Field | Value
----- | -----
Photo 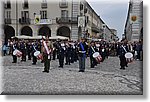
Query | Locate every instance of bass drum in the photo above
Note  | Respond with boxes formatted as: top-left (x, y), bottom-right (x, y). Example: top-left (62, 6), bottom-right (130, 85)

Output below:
top-left (125, 52), bottom-right (133, 63)
top-left (93, 52), bottom-right (102, 63)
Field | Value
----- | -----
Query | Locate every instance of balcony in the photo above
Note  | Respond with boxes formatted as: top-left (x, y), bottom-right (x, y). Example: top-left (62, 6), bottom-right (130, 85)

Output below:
top-left (4, 18), bottom-right (11, 24)
top-left (41, 3), bottom-right (47, 8)
top-left (56, 17), bottom-right (78, 24)
top-left (4, 2), bottom-right (11, 9)
top-left (23, 2), bottom-right (29, 9)
top-left (19, 18), bottom-right (30, 24)
top-left (59, 2), bottom-right (68, 8)
top-left (92, 23), bottom-right (100, 33)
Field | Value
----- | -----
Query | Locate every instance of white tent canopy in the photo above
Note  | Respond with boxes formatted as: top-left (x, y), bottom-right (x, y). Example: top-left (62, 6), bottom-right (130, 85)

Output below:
top-left (11, 35), bottom-right (69, 40)
top-left (11, 35), bottom-right (32, 39)
top-left (49, 36), bottom-right (69, 40)
top-left (29, 36), bottom-right (45, 39)
top-left (11, 35), bottom-right (45, 39)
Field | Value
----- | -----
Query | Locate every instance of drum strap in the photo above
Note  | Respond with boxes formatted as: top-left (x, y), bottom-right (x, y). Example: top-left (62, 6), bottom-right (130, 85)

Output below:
top-left (43, 41), bottom-right (50, 54)
top-left (33, 45), bottom-right (37, 51)
top-left (13, 45), bottom-right (15, 50)
top-left (122, 45), bottom-right (127, 53)
top-left (91, 46), bottom-right (95, 52)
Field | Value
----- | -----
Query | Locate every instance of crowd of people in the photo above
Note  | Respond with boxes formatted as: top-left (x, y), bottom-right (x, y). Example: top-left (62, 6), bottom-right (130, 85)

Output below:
top-left (2, 37), bottom-right (143, 73)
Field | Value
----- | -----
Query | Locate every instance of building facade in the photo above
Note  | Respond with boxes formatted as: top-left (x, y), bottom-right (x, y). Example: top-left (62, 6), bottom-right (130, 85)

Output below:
top-left (3, 0), bottom-right (117, 42)
top-left (124, 0), bottom-right (143, 42)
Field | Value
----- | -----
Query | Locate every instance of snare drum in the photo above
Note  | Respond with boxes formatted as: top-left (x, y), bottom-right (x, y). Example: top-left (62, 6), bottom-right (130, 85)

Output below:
top-left (13, 49), bottom-right (22, 57)
top-left (34, 51), bottom-right (43, 60)
top-left (93, 52), bottom-right (102, 63)
top-left (125, 52), bottom-right (133, 63)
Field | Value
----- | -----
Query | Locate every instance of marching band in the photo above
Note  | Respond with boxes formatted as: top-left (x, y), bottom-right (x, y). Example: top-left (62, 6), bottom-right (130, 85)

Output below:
top-left (3, 37), bottom-right (143, 73)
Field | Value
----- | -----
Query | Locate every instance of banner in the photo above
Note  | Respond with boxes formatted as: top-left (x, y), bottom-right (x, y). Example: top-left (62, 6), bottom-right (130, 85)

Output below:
top-left (78, 16), bottom-right (85, 27)
top-left (34, 15), bottom-right (41, 24)
top-left (34, 15), bottom-right (52, 24)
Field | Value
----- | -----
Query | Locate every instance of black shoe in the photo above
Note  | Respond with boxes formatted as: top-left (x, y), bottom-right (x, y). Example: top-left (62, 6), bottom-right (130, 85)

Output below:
top-left (120, 67), bottom-right (125, 70)
top-left (12, 62), bottom-right (16, 63)
top-left (79, 70), bottom-right (85, 72)
top-left (59, 66), bottom-right (63, 68)
top-left (126, 65), bottom-right (128, 67)
top-left (32, 63), bottom-right (36, 65)
top-left (42, 71), bottom-right (47, 73)
top-left (65, 63), bottom-right (68, 65)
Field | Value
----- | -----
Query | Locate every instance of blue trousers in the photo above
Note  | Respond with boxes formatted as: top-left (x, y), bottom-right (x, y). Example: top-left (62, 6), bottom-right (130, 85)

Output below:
top-left (78, 56), bottom-right (85, 71)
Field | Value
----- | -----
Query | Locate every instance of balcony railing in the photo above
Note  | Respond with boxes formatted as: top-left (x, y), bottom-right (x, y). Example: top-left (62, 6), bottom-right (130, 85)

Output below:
top-left (23, 2), bottom-right (29, 9)
top-left (41, 3), bottom-right (47, 8)
top-left (4, 18), bottom-right (11, 24)
top-left (59, 2), bottom-right (68, 8)
top-left (19, 18), bottom-right (30, 24)
top-left (56, 17), bottom-right (78, 24)
top-left (5, 3), bottom-right (11, 9)
top-left (92, 23), bottom-right (100, 33)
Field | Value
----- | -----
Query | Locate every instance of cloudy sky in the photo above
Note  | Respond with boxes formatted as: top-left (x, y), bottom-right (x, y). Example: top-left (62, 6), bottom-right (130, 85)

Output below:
top-left (87, 0), bottom-right (130, 39)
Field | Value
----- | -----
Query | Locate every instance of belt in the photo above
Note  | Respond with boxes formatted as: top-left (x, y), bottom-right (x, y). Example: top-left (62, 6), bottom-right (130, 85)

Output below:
top-left (79, 51), bottom-right (86, 53)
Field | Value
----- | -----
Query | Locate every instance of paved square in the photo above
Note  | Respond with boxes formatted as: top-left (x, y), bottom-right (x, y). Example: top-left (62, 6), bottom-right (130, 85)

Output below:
top-left (1, 56), bottom-right (143, 95)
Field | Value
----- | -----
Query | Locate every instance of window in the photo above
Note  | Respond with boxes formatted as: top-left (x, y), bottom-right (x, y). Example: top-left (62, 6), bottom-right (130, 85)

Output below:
top-left (61, 10), bottom-right (68, 18)
top-left (20, 11), bottom-right (30, 24)
top-left (40, 10), bottom-right (47, 19)
top-left (80, 4), bottom-right (83, 10)
top-left (21, 11), bottom-right (29, 19)
top-left (23, 0), bottom-right (29, 9)
top-left (5, 11), bottom-right (11, 19)
top-left (59, 0), bottom-right (68, 8)
top-left (5, 0), bottom-right (11, 9)
top-left (41, 0), bottom-right (47, 8)
top-left (4, 10), bottom-right (11, 24)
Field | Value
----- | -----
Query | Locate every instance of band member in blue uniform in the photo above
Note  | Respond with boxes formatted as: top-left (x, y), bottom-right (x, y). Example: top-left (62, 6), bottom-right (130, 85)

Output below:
top-left (58, 41), bottom-right (65, 68)
top-left (78, 38), bottom-right (88, 72)
top-left (27, 41), bottom-right (32, 60)
top-left (20, 40), bottom-right (26, 62)
top-left (65, 42), bottom-right (71, 65)
top-left (74, 41), bottom-right (78, 62)
top-left (52, 41), bottom-right (57, 60)
top-left (118, 39), bottom-right (129, 70)
top-left (89, 41), bottom-right (97, 68)
top-left (70, 43), bottom-right (75, 63)
top-left (12, 40), bottom-right (18, 63)
top-left (32, 41), bottom-right (38, 65)
top-left (99, 45), bottom-right (107, 62)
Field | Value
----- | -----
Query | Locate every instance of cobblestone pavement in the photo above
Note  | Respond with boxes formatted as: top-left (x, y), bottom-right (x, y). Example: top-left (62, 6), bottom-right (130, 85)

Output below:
top-left (1, 55), bottom-right (143, 95)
